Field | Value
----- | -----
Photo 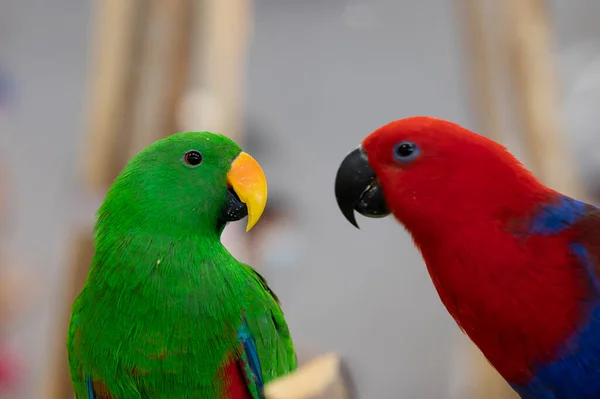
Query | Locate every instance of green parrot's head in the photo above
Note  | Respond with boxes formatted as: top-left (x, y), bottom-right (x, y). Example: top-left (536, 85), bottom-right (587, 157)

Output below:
top-left (99, 132), bottom-right (267, 237)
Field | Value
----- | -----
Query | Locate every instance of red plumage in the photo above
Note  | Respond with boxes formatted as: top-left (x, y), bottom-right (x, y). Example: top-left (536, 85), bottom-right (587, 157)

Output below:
top-left (85, 355), bottom-right (254, 398)
top-left (92, 380), bottom-right (116, 399)
top-left (361, 117), bottom-right (592, 383)
top-left (222, 356), bottom-right (253, 399)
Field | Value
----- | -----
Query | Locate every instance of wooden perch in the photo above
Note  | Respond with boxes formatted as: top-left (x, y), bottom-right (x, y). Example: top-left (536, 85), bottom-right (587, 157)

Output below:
top-left (126, 0), bottom-right (193, 159)
top-left (81, 0), bottom-right (147, 190)
top-left (455, 0), bottom-right (503, 142)
top-left (505, 0), bottom-right (581, 197)
top-left (183, 0), bottom-right (252, 142)
top-left (264, 354), bottom-right (355, 399)
top-left (82, 0), bottom-right (193, 190)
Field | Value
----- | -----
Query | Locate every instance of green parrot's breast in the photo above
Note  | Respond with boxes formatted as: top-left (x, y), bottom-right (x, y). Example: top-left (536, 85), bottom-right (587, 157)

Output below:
top-left (67, 238), bottom-right (282, 399)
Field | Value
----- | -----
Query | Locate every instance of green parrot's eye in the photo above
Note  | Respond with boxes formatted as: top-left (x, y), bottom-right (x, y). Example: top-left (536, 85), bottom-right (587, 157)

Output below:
top-left (183, 150), bottom-right (203, 167)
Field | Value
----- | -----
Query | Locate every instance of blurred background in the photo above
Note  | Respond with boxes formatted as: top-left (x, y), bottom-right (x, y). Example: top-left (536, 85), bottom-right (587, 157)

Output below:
top-left (1, 0), bottom-right (600, 398)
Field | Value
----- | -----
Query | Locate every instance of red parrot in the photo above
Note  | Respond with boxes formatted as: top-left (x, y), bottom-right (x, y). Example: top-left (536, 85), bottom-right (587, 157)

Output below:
top-left (334, 116), bottom-right (600, 399)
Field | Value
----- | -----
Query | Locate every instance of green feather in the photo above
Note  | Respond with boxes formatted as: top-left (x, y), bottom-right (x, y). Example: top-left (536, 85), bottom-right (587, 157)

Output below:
top-left (67, 132), bottom-right (297, 398)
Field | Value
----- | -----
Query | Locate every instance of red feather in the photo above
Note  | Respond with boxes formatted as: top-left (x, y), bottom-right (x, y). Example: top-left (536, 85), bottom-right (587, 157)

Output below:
top-left (92, 380), bottom-right (116, 399)
top-left (222, 356), bottom-right (253, 399)
top-left (362, 117), bottom-right (592, 384)
top-left (86, 356), bottom-right (254, 398)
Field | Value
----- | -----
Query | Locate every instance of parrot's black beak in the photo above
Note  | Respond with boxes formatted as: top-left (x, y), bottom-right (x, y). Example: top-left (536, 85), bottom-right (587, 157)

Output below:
top-left (334, 147), bottom-right (390, 228)
top-left (217, 188), bottom-right (248, 233)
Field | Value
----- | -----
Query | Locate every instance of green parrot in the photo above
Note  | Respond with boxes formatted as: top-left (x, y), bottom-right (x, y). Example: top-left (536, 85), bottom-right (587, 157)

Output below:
top-left (67, 132), bottom-right (297, 399)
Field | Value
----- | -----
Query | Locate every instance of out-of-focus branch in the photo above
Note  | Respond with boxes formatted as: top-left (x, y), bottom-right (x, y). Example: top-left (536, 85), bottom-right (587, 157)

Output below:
top-left (127, 0), bottom-right (193, 159)
top-left (505, 0), bottom-right (582, 198)
top-left (180, 0), bottom-right (252, 141)
top-left (81, 0), bottom-right (146, 191)
top-left (456, 0), bottom-right (503, 142)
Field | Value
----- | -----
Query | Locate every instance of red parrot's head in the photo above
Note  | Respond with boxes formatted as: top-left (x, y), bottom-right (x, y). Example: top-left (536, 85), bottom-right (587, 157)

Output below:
top-left (334, 116), bottom-right (542, 230)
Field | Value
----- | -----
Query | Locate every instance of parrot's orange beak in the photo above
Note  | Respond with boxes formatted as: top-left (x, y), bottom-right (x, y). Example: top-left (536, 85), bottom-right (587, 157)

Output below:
top-left (226, 152), bottom-right (268, 231)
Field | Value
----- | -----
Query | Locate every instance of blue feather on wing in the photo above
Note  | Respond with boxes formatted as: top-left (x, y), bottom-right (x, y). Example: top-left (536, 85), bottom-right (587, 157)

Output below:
top-left (86, 376), bottom-right (96, 399)
top-left (515, 196), bottom-right (600, 399)
top-left (238, 321), bottom-right (264, 394)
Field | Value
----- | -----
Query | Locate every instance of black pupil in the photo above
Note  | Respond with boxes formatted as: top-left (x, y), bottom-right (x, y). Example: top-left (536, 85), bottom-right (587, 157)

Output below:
top-left (396, 143), bottom-right (415, 158)
top-left (185, 151), bottom-right (202, 165)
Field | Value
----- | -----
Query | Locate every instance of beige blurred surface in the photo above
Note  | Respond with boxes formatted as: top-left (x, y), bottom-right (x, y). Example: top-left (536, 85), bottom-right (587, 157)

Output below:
top-left (264, 354), bottom-right (352, 399)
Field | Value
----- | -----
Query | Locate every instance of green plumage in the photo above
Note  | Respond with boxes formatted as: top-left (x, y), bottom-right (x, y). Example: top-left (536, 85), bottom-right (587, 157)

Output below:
top-left (67, 132), bottom-right (297, 398)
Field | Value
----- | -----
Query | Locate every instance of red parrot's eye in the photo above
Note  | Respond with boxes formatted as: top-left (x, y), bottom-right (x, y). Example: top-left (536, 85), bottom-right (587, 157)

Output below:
top-left (183, 150), bottom-right (203, 167)
top-left (393, 141), bottom-right (420, 162)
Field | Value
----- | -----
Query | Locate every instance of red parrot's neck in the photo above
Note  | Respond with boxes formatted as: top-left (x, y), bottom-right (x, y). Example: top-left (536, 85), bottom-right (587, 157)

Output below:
top-left (397, 188), bottom-right (590, 384)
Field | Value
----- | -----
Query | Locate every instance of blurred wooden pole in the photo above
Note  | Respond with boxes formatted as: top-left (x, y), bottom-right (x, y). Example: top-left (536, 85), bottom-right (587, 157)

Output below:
top-left (180, 0), bottom-right (253, 141)
top-left (127, 0), bottom-right (193, 158)
top-left (81, 0), bottom-right (146, 191)
top-left (83, 0), bottom-right (195, 190)
top-left (505, 0), bottom-right (582, 197)
top-left (456, 0), bottom-right (503, 143)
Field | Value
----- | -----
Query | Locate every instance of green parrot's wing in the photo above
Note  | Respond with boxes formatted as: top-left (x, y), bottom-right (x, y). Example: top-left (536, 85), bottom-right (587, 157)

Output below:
top-left (67, 297), bottom-right (89, 399)
top-left (247, 266), bottom-right (280, 304)
top-left (242, 265), bottom-right (298, 387)
top-left (66, 265), bottom-right (296, 399)
top-left (67, 295), bottom-right (115, 399)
